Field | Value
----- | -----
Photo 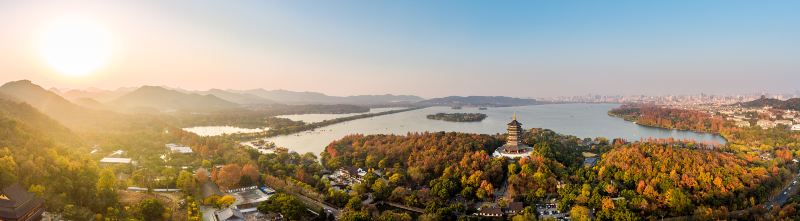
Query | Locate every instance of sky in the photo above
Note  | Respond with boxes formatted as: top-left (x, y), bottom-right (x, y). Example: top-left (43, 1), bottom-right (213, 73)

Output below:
top-left (0, 0), bottom-right (798, 98)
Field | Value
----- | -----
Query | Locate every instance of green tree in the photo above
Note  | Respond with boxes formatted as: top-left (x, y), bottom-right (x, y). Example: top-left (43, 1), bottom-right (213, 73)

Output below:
top-left (371, 179), bottom-right (392, 200)
top-left (97, 168), bottom-right (117, 191)
top-left (177, 170), bottom-right (198, 194)
top-left (257, 193), bottom-right (306, 220)
top-left (340, 210), bottom-right (370, 221)
top-left (0, 155), bottom-right (17, 187)
top-left (136, 199), bottom-right (165, 221)
top-left (376, 210), bottom-right (412, 221)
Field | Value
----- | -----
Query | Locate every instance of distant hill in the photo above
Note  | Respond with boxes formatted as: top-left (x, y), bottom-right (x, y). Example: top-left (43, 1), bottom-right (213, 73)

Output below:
top-left (72, 97), bottom-right (108, 110)
top-left (0, 80), bottom-right (89, 123)
top-left (112, 86), bottom-right (239, 112)
top-left (417, 96), bottom-right (540, 107)
top-left (0, 97), bottom-right (78, 145)
top-left (740, 96), bottom-right (800, 111)
top-left (197, 89), bottom-right (277, 105)
top-left (231, 89), bottom-right (423, 105)
top-left (338, 94), bottom-right (425, 105)
top-left (56, 87), bottom-right (134, 102)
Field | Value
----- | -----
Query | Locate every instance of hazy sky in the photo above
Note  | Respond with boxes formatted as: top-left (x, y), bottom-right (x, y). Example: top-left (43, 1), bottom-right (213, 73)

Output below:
top-left (1, 0), bottom-right (798, 98)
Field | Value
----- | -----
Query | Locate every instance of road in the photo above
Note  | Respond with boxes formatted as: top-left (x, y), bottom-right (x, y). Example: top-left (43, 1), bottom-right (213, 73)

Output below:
top-left (766, 169), bottom-right (800, 209)
top-left (288, 191), bottom-right (341, 218)
top-left (663, 168), bottom-right (800, 220)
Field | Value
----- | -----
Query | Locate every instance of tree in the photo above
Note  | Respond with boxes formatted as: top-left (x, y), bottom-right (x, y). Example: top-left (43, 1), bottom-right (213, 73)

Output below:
top-left (217, 164), bottom-right (242, 189)
top-left (97, 169), bottom-right (117, 191)
top-left (371, 179), bottom-right (392, 200)
top-left (217, 195), bottom-right (237, 208)
top-left (570, 205), bottom-right (590, 221)
top-left (136, 199), bottom-right (165, 221)
top-left (258, 193), bottom-right (306, 220)
top-left (95, 169), bottom-right (119, 211)
top-left (376, 211), bottom-right (412, 221)
top-left (177, 170), bottom-right (198, 194)
top-left (186, 199), bottom-right (202, 221)
top-left (327, 188), bottom-right (350, 207)
top-left (196, 169), bottom-right (209, 184)
top-left (0, 155), bottom-right (17, 187)
top-left (340, 210), bottom-right (370, 221)
top-left (666, 188), bottom-right (693, 214)
top-left (346, 194), bottom-right (363, 211)
top-left (204, 195), bottom-right (221, 207)
top-left (28, 185), bottom-right (45, 197)
top-left (241, 163), bottom-right (260, 185)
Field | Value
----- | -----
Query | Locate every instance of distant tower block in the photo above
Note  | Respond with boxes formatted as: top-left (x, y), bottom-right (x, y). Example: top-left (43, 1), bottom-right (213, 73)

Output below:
top-left (494, 113), bottom-right (532, 158)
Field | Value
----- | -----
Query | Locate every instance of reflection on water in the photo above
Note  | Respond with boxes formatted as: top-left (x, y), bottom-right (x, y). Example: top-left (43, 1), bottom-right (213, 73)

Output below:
top-left (267, 104), bottom-right (727, 155)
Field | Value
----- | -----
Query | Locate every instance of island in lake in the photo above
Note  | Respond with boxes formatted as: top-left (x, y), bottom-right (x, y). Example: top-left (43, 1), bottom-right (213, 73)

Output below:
top-left (426, 112), bottom-right (487, 122)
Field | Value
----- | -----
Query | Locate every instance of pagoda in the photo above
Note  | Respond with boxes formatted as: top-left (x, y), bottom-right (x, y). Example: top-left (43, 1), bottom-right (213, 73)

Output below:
top-left (0, 183), bottom-right (44, 221)
top-left (494, 113), bottom-right (532, 158)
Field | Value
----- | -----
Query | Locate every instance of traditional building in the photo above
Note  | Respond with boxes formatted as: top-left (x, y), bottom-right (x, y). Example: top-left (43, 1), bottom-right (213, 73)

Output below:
top-left (215, 208), bottom-right (245, 221)
top-left (504, 113), bottom-right (527, 153)
top-left (493, 113), bottom-right (533, 158)
top-left (0, 183), bottom-right (44, 221)
top-left (476, 207), bottom-right (504, 217)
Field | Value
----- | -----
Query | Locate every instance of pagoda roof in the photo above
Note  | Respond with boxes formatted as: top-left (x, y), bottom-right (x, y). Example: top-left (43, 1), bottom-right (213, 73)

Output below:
top-left (0, 183), bottom-right (44, 219)
top-left (507, 119), bottom-right (522, 126)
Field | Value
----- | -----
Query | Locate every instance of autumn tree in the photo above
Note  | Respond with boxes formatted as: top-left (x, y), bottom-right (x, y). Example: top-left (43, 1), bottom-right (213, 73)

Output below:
top-left (217, 164), bottom-right (242, 189)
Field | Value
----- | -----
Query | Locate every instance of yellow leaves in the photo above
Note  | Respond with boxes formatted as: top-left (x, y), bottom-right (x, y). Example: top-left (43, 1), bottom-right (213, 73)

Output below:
top-left (597, 166), bottom-right (606, 179)
top-left (713, 177), bottom-right (726, 192)
top-left (643, 185), bottom-right (658, 199)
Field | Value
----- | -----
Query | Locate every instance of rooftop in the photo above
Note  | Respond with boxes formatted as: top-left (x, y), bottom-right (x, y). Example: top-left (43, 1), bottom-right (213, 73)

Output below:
top-left (100, 157), bottom-right (132, 164)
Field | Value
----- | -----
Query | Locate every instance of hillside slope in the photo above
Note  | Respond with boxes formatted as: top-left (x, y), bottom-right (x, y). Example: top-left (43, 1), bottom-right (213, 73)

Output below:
top-left (0, 80), bottom-right (120, 130)
top-left (740, 97), bottom-right (800, 111)
top-left (233, 89), bottom-right (423, 105)
top-left (112, 86), bottom-right (238, 112)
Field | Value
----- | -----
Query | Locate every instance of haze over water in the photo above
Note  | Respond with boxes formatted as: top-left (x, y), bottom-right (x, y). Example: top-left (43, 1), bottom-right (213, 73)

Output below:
top-left (268, 103), bottom-right (726, 155)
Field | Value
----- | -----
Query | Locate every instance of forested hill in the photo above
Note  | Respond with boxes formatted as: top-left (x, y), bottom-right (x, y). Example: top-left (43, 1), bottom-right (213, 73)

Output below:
top-left (0, 98), bottom-right (79, 145)
top-left (0, 80), bottom-right (141, 131)
top-left (112, 86), bottom-right (238, 112)
top-left (0, 80), bottom-right (123, 131)
top-left (197, 89), bottom-right (277, 105)
top-left (417, 96), bottom-right (540, 107)
top-left (0, 98), bottom-right (104, 216)
top-left (739, 97), bottom-right (800, 111)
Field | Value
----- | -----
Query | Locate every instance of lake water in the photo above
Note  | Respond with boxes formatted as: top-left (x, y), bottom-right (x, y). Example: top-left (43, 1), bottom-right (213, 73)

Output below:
top-left (266, 103), bottom-right (727, 155)
top-left (275, 107), bottom-right (406, 123)
top-left (183, 126), bottom-right (269, 137)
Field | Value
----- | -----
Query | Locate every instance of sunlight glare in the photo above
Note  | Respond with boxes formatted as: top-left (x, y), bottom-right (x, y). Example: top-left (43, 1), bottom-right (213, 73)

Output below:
top-left (39, 17), bottom-right (112, 76)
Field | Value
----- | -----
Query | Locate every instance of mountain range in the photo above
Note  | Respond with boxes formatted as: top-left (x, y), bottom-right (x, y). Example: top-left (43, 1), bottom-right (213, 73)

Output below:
top-left (110, 86), bottom-right (238, 112)
top-left (227, 89), bottom-right (424, 105)
top-left (0, 80), bottom-right (123, 130)
top-left (52, 85), bottom-right (423, 106)
top-left (2, 80), bottom-right (542, 121)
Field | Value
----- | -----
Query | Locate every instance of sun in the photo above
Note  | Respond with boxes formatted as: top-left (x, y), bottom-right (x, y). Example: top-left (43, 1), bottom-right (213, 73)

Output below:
top-left (39, 17), bottom-right (113, 77)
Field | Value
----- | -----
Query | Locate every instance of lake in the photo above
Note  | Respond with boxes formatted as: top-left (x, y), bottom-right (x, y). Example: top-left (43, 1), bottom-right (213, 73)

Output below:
top-left (183, 126), bottom-right (269, 137)
top-left (266, 103), bottom-right (727, 155)
top-left (275, 107), bottom-right (406, 123)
